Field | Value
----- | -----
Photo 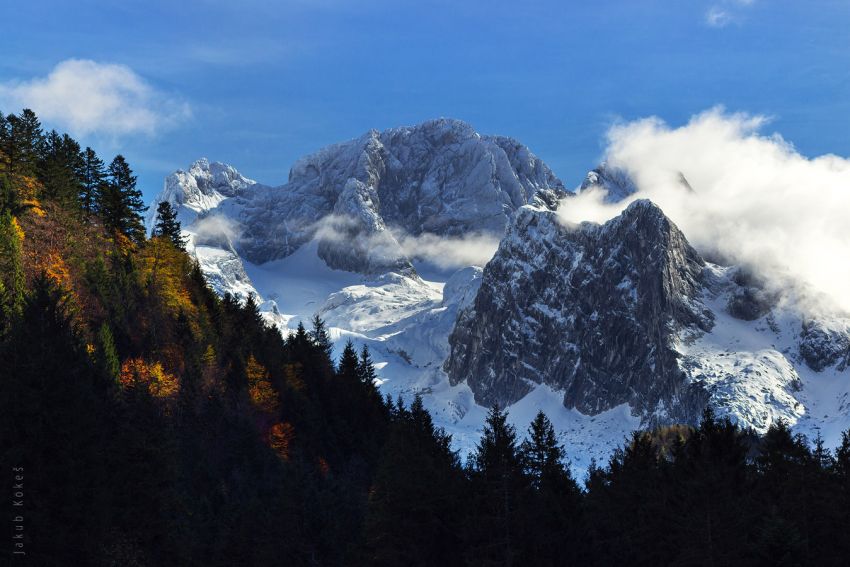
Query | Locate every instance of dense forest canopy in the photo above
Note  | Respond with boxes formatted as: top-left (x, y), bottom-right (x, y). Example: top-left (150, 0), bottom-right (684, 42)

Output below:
top-left (1, 108), bottom-right (849, 565)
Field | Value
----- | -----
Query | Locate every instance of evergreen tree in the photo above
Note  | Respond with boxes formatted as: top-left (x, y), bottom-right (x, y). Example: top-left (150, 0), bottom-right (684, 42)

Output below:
top-left (311, 314), bottom-right (334, 359)
top-left (6, 109), bottom-right (44, 178)
top-left (0, 112), bottom-right (10, 174)
top-left (834, 431), bottom-right (850, 561)
top-left (101, 155), bottom-right (146, 242)
top-left (337, 339), bottom-right (360, 379)
top-left (466, 405), bottom-right (526, 566)
top-left (153, 201), bottom-right (187, 249)
top-left (39, 129), bottom-right (84, 205)
top-left (517, 412), bottom-right (583, 563)
top-left (97, 322), bottom-right (121, 380)
top-left (80, 147), bottom-right (106, 215)
top-left (364, 393), bottom-right (462, 565)
top-left (287, 320), bottom-right (312, 352)
top-left (650, 408), bottom-right (754, 565)
top-left (0, 173), bottom-right (17, 213)
top-left (358, 344), bottom-right (378, 386)
top-left (520, 411), bottom-right (569, 489)
top-left (0, 210), bottom-right (25, 333)
top-left (832, 430), bottom-right (850, 482)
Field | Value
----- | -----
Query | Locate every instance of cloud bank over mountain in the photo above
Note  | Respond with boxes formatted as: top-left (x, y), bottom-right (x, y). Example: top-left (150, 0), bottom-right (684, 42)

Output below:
top-left (561, 107), bottom-right (850, 314)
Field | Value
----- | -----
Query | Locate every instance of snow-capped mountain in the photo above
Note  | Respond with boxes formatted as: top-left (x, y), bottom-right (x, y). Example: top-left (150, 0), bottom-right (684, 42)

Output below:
top-left (152, 118), bottom-right (566, 277)
top-left (149, 118), bottom-right (850, 473)
top-left (446, 199), bottom-right (713, 425)
top-left (447, 197), bottom-right (850, 444)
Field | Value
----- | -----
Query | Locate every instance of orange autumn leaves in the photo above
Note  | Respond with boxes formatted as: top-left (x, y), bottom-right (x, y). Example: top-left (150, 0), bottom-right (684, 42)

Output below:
top-left (268, 422), bottom-right (295, 461)
top-left (118, 352), bottom-right (295, 460)
top-left (247, 355), bottom-right (297, 461)
top-left (246, 355), bottom-right (280, 414)
top-left (119, 358), bottom-right (180, 399)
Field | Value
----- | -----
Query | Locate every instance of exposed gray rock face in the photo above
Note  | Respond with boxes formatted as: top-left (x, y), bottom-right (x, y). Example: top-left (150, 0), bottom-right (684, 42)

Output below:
top-left (725, 268), bottom-right (779, 321)
top-left (579, 163), bottom-right (638, 203)
top-left (800, 320), bottom-right (850, 371)
top-left (316, 179), bottom-right (412, 275)
top-left (155, 119), bottom-right (568, 275)
top-left (240, 118), bottom-right (567, 270)
top-left (445, 199), bottom-right (714, 422)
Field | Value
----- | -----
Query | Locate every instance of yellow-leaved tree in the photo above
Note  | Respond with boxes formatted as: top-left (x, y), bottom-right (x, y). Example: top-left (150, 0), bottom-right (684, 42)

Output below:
top-left (119, 358), bottom-right (180, 399)
top-left (246, 354), bottom-right (280, 413)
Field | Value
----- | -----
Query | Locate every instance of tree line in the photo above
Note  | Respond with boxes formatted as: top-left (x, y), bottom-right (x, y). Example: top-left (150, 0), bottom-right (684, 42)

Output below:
top-left (1, 107), bottom-right (849, 565)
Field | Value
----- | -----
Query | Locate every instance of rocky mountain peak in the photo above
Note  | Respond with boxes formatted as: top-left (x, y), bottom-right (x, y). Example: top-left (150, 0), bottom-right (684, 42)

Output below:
top-left (161, 119), bottom-right (568, 273)
top-left (579, 162), bottom-right (637, 203)
top-left (445, 198), bottom-right (712, 421)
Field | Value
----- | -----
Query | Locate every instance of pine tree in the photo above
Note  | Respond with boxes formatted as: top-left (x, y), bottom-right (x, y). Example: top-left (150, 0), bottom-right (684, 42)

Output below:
top-left (39, 130), bottom-right (84, 205)
top-left (518, 411), bottom-right (582, 564)
top-left (0, 211), bottom-right (25, 333)
top-left (466, 405), bottom-right (526, 566)
top-left (6, 109), bottom-right (44, 178)
top-left (520, 411), bottom-right (566, 489)
top-left (153, 201), bottom-right (187, 249)
top-left (79, 147), bottom-right (106, 215)
top-left (659, 408), bottom-right (754, 566)
top-left (311, 314), bottom-right (333, 359)
top-left (0, 112), bottom-right (10, 174)
top-left (358, 344), bottom-right (379, 385)
top-left (0, 173), bottom-right (17, 213)
top-left (287, 321), bottom-right (311, 351)
top-left (834, 430), bottom-right (850, 482)
top-left (337, 339), bottom-right (360, 378)
top-left (101, 155), bottom-right (146, 242)
top-left (97, 322), bottom-right (120, 380)
top-left (364, 393), bottom-right (461, 565)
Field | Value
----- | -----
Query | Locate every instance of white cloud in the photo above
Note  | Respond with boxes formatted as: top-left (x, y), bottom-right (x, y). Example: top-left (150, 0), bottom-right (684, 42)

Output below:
top-left (0, 59), bottom-right (190, 137)
top-left (313, 213), bottom-right (500, 270)
top-left (394, 231), bottom-right (501, 270)
top-left (705, 0), bottom-right (756, 28)
top-left (192, 215), bottom-right (243, 247)
top-left (560, 107), bottom-right (850, 314)
top-left (706, 7), bottom-right (733, 27)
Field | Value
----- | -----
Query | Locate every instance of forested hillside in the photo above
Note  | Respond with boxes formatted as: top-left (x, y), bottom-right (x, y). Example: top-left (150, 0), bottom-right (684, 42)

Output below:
top-left (2, 109), bottom-right (850, 566)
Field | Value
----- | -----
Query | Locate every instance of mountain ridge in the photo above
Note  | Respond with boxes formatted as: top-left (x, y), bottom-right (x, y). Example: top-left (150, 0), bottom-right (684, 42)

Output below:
top-left (148, 117), bottom-right (850, 464)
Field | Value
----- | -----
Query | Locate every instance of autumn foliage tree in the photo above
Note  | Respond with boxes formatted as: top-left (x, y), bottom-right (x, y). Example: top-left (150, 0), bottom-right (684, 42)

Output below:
top-left (246, 354), bottom-right (280, 414)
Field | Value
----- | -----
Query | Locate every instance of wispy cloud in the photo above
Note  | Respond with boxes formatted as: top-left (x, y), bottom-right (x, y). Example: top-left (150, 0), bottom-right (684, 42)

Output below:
top-left (0, 59), bottom-right (190, 137)
top-left (185, 38), bottom-right (291, 67)
top-left (313, 214), bottom-right (500, 270)
top-left (705, 0), bottom-right (756, 28)
top-left (705, 7), bottom-right (733, 28)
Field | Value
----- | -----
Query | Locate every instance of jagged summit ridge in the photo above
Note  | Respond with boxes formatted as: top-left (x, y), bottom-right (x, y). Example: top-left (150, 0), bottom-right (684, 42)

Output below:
top-left (146, 158), bottom-right (257, 234)
top-left (153, 118), bottom-right (568, 274)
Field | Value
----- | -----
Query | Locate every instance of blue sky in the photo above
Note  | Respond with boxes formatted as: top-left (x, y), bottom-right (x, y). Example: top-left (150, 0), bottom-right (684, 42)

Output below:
top-left (1, 0), bottom-right (849, 204)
